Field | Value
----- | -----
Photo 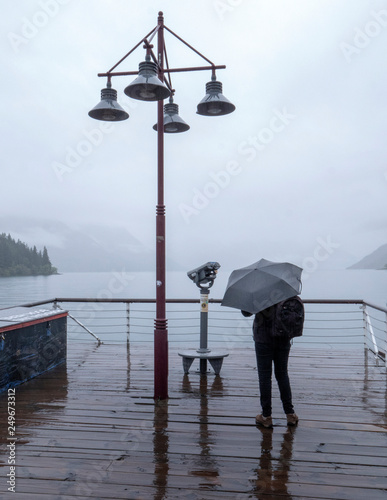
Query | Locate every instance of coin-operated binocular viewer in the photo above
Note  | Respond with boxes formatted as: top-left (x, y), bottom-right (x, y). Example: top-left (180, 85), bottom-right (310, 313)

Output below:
top-left (179, 262), bottom-right (228, 375)
top-left (187, 261), bottom-right (220, 292)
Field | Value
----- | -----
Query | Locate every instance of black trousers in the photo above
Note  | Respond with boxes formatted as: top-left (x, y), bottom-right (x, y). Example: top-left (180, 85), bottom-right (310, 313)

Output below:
top-left (254, 341), bottom-right (294, 417)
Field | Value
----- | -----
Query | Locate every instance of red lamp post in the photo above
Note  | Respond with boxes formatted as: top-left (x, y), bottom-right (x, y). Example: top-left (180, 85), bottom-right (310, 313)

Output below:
top-left (154, 13), bottom-right (168, 400)
top-left (88, 12), bottom-right (235, 400)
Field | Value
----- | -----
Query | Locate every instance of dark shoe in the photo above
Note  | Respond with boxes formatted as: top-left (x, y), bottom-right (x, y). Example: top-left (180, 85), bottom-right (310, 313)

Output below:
top-left (286, 413), bottom-right (299, 426)
top-left (255, 414), bottom-right (273, 428)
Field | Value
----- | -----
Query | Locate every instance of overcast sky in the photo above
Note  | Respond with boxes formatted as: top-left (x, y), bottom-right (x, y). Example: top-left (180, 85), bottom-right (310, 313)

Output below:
top-left (1, 0), bottom-right (387, 271)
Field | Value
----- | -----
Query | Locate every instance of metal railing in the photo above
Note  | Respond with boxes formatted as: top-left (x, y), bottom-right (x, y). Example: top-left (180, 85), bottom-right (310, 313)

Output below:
top-left (14, 297), bottom-right (387, 367)
top-left (361, 301), bottom-right (387, 364)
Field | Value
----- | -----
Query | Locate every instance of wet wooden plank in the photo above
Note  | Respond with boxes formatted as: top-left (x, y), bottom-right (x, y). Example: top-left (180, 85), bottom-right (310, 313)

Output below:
top-left (6, 470), bottom-right (387, 500)
top-left (0, 343), bottom-right (386, 499)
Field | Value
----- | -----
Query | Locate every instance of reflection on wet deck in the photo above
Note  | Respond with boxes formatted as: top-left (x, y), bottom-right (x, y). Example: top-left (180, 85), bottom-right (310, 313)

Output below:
top-left (1, 342), bottom-right (386, 499)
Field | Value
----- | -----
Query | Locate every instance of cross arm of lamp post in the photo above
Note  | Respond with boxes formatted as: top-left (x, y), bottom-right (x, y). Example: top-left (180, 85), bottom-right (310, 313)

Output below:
top-left (100, 19), bottom-right (224, 80)
top-left (97, 65), bottom-right (227, 78)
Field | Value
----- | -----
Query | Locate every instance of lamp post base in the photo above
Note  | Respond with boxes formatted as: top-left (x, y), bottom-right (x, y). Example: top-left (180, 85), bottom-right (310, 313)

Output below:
top-left (154, 319), bottom-right (168, 400)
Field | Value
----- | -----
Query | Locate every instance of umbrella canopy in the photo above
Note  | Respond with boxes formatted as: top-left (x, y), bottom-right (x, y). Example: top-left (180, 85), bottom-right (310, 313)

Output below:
top-left (221, 259), bottom-right (302, 314)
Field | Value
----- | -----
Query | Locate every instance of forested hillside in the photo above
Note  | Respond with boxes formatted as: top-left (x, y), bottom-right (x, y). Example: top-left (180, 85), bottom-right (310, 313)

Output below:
top-left (0, 233), bottom-right (58, 277)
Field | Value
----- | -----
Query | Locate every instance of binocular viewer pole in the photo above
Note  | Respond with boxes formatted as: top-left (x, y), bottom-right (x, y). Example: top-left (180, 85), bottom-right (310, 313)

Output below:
top-left (179, 261), bottom-right (228, 375)
top-left (198, 287), bottom-right (211, 374)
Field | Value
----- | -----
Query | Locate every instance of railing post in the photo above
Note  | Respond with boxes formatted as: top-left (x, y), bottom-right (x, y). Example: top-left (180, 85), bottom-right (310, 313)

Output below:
top-left (362, 304), bottom-right (367, 349)
top-left (385, 311), bottom-right (387, 370)
top-left (362, 304), bottom-right (378, 358)
top-left (126, 302), bottom-right (130, 342)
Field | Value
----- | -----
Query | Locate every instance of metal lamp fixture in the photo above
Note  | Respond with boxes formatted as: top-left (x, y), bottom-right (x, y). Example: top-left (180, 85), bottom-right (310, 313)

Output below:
top-left (89, 11), bottom-right (235, 400)
top-left (197, 77), bottom-right (235, 116)
top-left (88, 82), bottom-right (129, 121)
top-left (124, 55), bottom-right (171, 102)
top-left (153, 98), bottom-right (190, 133)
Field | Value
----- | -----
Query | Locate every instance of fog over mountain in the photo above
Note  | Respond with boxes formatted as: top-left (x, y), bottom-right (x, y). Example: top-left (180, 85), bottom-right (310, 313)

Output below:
top-left (1, 216), bottom-right (384, 274)
top-left (0, 216), bottom-right (184, 273)
top-left (348, 243), bottom-right (387, 270)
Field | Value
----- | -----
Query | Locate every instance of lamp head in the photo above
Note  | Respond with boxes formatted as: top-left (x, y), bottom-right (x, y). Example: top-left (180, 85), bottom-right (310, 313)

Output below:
top-left (153, 101), bottom-right (190, 133)
top-left (197, 79), bottom-right (235, 116)
top-left (88, 84), bottom-right (129, 121)
top-left (124, 57), bottom-right (171, 102)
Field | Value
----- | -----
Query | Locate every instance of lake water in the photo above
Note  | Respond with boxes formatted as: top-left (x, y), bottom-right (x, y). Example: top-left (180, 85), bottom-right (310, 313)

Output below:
top-left (0, 269), bottom-right (385, 348)
top-left (0, 269), bottom-right (386, 309)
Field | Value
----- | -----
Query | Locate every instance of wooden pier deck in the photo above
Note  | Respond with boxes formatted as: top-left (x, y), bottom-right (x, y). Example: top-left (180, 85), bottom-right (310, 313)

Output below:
top-left (1, 341), bottom-right (386, 499)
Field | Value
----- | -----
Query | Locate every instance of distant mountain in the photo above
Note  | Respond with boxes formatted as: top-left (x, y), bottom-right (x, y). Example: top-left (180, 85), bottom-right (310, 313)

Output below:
top-left (348, 243), bottom-right (387, 270)
top-left (0, 217), bottom-right (184, 273)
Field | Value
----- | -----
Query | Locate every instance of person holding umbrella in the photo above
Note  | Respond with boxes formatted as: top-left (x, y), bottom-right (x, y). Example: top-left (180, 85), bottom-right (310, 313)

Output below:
top-left (221, 259), bottom-right (305, 428)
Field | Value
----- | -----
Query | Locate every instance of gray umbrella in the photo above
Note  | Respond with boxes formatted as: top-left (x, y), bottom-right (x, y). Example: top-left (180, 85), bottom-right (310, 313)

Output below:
top-left (221, 259), bottom-right (302, 314)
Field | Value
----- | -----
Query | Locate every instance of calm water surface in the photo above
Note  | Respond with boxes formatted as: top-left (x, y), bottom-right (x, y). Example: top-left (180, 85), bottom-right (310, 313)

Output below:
top-left (0, 269), bottom-right (386, 309)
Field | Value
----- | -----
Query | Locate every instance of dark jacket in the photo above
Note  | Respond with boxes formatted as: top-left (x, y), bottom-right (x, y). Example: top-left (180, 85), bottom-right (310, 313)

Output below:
top-left (242, 304), bottom-right (277, 343)
top-left (254, 305), bottom-right (278, 343)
